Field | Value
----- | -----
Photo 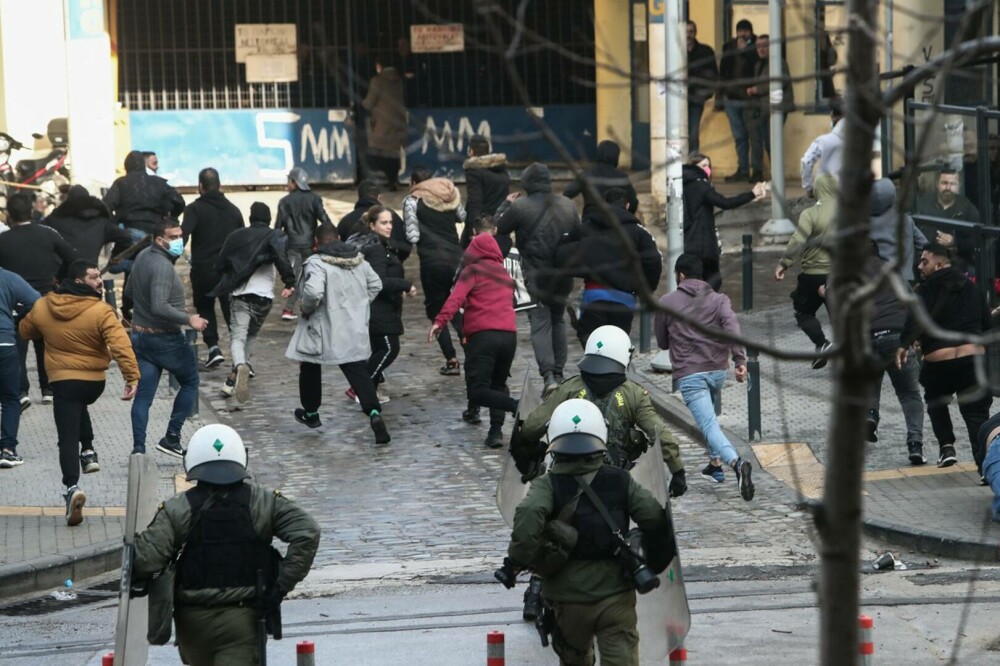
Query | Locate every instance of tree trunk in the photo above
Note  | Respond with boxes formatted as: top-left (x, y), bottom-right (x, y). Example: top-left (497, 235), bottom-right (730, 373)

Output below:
top-left (819, 0), bottom-right (882, 664)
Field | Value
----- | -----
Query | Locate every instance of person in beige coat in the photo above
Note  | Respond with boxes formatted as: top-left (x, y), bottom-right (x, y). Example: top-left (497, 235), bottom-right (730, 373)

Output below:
top-left (362, 57), bottom-right (408, 190)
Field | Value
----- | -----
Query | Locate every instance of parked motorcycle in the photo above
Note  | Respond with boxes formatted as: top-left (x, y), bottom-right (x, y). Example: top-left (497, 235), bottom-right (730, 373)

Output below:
top-left (0, 118), bottom-right (71, 212)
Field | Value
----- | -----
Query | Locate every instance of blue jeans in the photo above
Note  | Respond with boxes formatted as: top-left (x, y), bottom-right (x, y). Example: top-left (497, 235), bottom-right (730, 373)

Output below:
top-left (983, 436), bottom-right (1000, 521)
top-left (130, 331), bottom-right (199, 451)
top-left (677, 370), bottom-right (738, 465)
top-left (0, 345), bottom-right (21, 451)
top-left (724, 101), bottom-right (750, 175)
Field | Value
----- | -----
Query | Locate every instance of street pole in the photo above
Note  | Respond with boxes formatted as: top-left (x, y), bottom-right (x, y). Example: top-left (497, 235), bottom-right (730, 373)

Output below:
top-left (664, 0), bottom-right (686, 291)
top-left (648, 3), bottom-right (667, 222)
top-left (759, 0), bottom-right (794, 237)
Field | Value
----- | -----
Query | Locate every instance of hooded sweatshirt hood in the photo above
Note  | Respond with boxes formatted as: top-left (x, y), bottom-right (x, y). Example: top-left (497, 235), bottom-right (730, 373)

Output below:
top-left (409, 177), bottom-right (462, 212)
top-left (681, 163), bottom-right (709, 185)
top-left (315, 240), bottom-right (364, 268)
top-left (521, 163), bottom-right (552, 194)
top-left (813, 172), bottom-right (838, 202)
top-left (50, 185), bottom-right (109, 220)
top-left (47, 282), bottom-right (102, 321)
top-left (197, 189), bottom-right (232, 211)
top-left (870, 178), bottom-right (896, 216)
top-left (124, 150), bottom-right (146, 173)
top-left (464, 232), bottom-right (504, 266)
top-left (463, 153), bottom-right (508, 171)
top-left (596, 140), bottom-right (621, 167)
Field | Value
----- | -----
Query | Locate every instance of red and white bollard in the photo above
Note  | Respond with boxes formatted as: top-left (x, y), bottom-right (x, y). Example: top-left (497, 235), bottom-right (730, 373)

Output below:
top-left (296, 640), bottom-right (316, 666)
top-left (669, 647), bottom-right (688, 664)
top-left (102, 654), bottom-right (114, 666)
top-left (859, 615), bottom-right (874, 665)
top-left (487, 630), bottom-right (505, 666)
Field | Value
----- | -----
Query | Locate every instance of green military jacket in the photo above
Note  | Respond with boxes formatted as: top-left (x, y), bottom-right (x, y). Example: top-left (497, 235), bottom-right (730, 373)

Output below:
top-left (508, 456), bottom-right (668, 603)
top-left (520, 375), bottom-right (684, 473)
top-left (133, 482), bottom-right (321, 607)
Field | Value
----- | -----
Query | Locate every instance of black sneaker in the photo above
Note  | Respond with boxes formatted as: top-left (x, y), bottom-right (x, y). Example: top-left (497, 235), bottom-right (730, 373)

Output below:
top-left (19, 394), bottom-right (31, 413)
top-left (41, 389), bottom-right (53, 405)
top-left (484, 427), bottom-right (504, 449)
top-left (294, 408), bottom-right (322, 429)
top-left (724, 171), bottom-right (750, 183)
top-left (865, 411), bottom-right (879, 443)
top-left (80, 450), bottom-right (100, 474)
top-left (439, 359), bottom-right (461, 376)
top-left (205, 346), bottom-right (225, 369)
top-left (907, 441), bottom-right (926, 466)
top-left (937, 445), bottom-right (957, 468)
top-left (701, 462), bottom-right (725, 483)
top-left (155, 433), bottom-right (185, 458)
top-left (64, 485), bottom-right (86, 527)
top-left (220, 376), bottom-right (235, 398)
top-left (234, 363), bottom-right (250, 403)
top-left (734, 458), bottom-right (755, 501)
top-left (811, 341), bottom-right (833, 370)
top-left (371, 413), bottom-right (391, 446)
top-left (0, 449), bottom-right (24, 468)
top-left (247, 364), bottom-right (256, 379)
top-left (462, 407), bottom-right (482, 424)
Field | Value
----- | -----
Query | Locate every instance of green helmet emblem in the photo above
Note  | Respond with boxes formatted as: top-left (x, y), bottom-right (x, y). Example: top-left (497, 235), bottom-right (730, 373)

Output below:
top-left (572, 415), bottom-right (581, 425)
top-left (596, 341), bottom-right (604, 350)
top-left (213, 439), bottom-right (224, 453)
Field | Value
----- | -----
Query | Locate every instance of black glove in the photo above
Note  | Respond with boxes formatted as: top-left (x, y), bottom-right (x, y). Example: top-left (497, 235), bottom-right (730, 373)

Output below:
top-left (265, 585), bottom-right (286, 608)
top-left (519, 458), bottom-right (546, 483)
top-left (668, 469), bottom-right (687, 498)
top-left (494, 557), bottom-right (519, 589)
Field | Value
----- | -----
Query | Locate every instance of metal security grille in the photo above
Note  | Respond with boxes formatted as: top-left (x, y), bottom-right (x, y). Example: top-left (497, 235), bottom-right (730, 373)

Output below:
top-left (116, 0), bottom-right (595, 111)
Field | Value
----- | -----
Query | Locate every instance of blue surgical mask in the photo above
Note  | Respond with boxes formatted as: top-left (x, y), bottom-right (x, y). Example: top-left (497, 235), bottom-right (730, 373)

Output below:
top-left (167, 238), bottom-right (184, 257)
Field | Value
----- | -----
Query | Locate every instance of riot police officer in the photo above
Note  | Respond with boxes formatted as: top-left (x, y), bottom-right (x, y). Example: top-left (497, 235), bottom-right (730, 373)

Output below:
top-left (132, 424), bottom-right (320, 665)
top-left (512, 326), bottom-right (686, 620)
top-left (502, 399), bottom-right (673, 665)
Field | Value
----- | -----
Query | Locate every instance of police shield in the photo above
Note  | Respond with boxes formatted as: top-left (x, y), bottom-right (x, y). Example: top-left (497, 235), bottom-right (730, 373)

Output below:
top-left (496, 363), bottom-right (542, 527)
top-left (631, 435), bottom-right (691, 658)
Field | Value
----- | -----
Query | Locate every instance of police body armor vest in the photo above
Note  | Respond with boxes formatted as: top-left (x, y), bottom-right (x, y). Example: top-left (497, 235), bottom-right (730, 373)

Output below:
top-left (177, 484), bottom-right (276, 591)
top-left (551, 466), bottom-right (629, 560)
top-left (576, 386), bottom-right (639, 468)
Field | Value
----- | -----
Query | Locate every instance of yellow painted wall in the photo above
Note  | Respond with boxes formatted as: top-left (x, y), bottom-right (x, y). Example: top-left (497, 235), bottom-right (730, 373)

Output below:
top-left (594, 0), bottom-right (634, 167)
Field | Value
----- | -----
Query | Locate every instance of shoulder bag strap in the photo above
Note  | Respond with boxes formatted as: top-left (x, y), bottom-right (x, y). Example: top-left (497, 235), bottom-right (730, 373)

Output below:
top-left (575, 473), bottom-right (626, 538)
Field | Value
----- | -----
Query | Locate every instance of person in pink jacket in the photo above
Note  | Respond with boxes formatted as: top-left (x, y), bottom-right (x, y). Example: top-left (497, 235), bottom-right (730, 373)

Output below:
top-left (429, 232), bottom-right (518, 448)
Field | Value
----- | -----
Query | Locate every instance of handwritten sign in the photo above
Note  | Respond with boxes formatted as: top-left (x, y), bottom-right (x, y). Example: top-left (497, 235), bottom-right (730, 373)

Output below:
top-left (246, 54), bottom-right (298, 83)
top-left (235, 24), bottom-right (297, 63)
top-left (410, 24), bottom-right (465, 53)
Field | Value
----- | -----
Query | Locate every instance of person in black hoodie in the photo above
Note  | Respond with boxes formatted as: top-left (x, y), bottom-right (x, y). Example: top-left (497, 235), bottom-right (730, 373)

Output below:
top-left (211, 202), bottom-right (295, 403)
top-left (496, 163), bottom-right (580, 397)
top-left (558, 188), bottom-right (662, 346)
top-left (686, 21), bottom-right (718, 154)
top-left (345, 205), bottom-right (415, 403)
top-left (336, 180), bottom-right (411, 261)
top-left (898, 243), bottom-right (992, 473)
top-left (682, 154), bottom-right (765, 290)
top-left (0, 194), bottom-right (77, 406)
top-left (45, 185), bottom-right (133, 264)
top-left (563, 140), bottom-right (638, 223)
top-left (461, 134), bottom-right (511, 252)
top-left (181, 168), bottom-right (244, 369)
top-left (276, 167), bottom-right (333, 321)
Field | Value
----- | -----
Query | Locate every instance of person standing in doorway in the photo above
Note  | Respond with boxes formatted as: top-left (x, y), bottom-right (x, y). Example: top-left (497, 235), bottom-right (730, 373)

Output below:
top-left (744, 34), bottom-right (793, 182)
top-left (181, 167), bottom-right (244, 369)
top-left (686, 20), bottom-right (718, 154)
top-left (362, 56), bottom-right (408, 191)
top-left (718, 19), bottom-right (758, 182)
top-left (276, 167), bottom-right (332, 321)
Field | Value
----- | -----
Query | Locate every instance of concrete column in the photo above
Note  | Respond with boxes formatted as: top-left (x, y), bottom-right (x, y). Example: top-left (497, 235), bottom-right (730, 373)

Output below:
top-left (594, 0), bottom-right (634, 168)
top-left (64, 0), bottom-right (116, 191)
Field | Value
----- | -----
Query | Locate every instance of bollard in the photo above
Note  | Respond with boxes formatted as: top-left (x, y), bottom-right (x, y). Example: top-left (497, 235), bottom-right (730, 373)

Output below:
top-left (747, 348), bottom-right (761, 441)
top-left (669, 647), bottom-right (687, 664)
top-left (102, 653), bottom-right (114, 666)
top-left (296, 641), bottom-right (316, 666)
top-left (486, 631), bottom-right (505, 666)
top-left (859, 615), bottom-right (874, 665)
top-left (639, 309), bottom-right (652, 353)
top-left (741, 233), bottom-right (754, 312)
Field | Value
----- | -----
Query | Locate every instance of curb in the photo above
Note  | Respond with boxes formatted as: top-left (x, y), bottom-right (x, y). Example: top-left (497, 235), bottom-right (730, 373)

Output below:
top-left (0, 395), bottom-right (218, 601)
top-left (630, 366), bottom-right (1000, 563)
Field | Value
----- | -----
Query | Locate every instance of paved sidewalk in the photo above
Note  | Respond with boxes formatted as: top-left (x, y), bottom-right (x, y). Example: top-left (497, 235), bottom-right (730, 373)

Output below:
top-left (630, 303), bottom-right (1000, 562)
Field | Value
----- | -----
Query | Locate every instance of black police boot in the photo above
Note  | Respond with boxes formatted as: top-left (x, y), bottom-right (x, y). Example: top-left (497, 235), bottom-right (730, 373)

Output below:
top-left (522, 575), bottom-right (543, 621)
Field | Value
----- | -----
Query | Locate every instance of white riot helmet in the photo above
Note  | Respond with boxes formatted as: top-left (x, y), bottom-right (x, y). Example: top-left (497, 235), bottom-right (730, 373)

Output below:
top-left (577, 325), bottom-right (633, 374)
top-left (546, 399), bottom-right (608, 456)
top-left (184, 424), bottom-right (250, 485)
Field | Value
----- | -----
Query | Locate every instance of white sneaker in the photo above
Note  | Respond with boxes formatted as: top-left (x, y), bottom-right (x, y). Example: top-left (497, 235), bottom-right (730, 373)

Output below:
top-left (377, 390), bottom-right (390, 404)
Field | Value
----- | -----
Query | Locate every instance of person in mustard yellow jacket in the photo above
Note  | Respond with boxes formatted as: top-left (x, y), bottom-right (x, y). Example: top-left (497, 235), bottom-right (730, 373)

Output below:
top-left (19, 258), bottom-right (139, 526)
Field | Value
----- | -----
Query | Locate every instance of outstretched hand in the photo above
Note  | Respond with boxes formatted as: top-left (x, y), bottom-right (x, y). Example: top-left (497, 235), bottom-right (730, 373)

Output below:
top-left (428, 323), bottom-right (441, 343)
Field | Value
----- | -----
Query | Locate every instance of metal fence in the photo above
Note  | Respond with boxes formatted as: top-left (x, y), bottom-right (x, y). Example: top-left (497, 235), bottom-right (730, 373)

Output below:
top-left (116, 0), bottom-right (596, 111)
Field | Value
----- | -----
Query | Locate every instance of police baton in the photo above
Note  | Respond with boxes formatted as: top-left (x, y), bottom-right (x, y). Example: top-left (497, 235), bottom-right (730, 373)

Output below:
top-left (255, 569), bottom-right (268, 666)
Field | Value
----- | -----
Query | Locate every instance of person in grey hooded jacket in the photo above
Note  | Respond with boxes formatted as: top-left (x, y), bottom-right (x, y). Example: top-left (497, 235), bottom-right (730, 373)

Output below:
top-left (869, 178), bottom-right (927, 282)
top-left (285, 224), bottom-right (390, 445)
top-left (496, 163), bottom-right (580, 396)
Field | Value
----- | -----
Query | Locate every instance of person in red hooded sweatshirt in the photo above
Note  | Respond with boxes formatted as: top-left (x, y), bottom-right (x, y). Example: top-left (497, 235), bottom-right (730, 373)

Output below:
top-left (429, 232), bottom-right (518, 449)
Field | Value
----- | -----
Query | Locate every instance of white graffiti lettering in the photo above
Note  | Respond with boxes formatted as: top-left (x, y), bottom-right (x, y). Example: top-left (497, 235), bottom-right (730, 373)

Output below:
top-left (255, 112), bottom-right (301, 179)
top-left (300, 125), bottom-right (352, 165)
top-left (422, 116), bottom-right (491, 155)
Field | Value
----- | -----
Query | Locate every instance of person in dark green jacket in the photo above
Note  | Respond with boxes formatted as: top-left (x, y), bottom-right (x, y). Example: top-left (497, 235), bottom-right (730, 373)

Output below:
top-left (505, 399), bottom-right (671, 665)
top-left (132, 424), bottom-right (320, 665)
